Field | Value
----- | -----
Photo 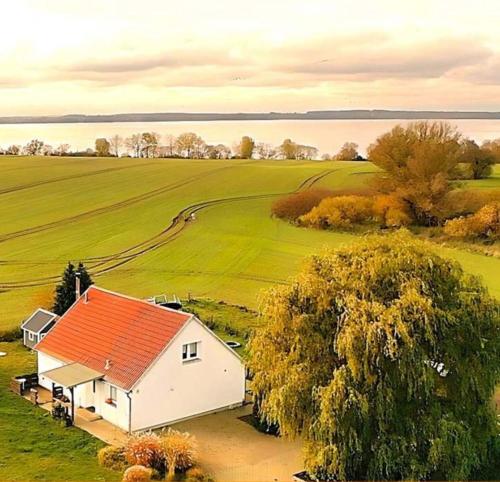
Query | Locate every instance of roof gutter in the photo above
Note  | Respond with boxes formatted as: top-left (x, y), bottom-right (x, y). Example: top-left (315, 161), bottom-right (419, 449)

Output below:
top-left (126, 391), bottom-right (132, 435)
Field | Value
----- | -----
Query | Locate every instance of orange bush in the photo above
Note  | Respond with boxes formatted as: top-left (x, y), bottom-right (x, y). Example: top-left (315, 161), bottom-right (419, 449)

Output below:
top-left (444, 202), bottom-right (500, 239)
top-left (124, 433), bottom-right (163, 471)
top-left (300, 195), bottom-right (373, 229)
top-left (271, 189), bottom-right (333, 221)
top-left (122, 465), bottom-right (152, 482)
top-left (160, 429), bottom-right (197, 480)
top-left (372, 195), bottom-right (413, 227)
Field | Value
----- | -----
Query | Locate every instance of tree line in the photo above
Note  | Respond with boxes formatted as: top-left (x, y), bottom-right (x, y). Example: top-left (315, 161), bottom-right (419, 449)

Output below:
top-left (0, 133), bottom-right (328, 160)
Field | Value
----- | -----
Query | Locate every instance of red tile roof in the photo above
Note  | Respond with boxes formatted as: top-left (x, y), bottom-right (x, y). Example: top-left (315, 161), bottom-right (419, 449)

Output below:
top-left (35, 286), bottom-right (192, 390)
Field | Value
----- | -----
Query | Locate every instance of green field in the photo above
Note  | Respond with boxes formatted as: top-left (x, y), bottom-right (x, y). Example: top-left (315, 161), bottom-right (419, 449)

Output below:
top-left (0, 156), bottom-right (499, 333)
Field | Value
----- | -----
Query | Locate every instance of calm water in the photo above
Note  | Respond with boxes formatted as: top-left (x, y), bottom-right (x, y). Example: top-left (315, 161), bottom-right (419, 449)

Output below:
top-left (0, 119), bottom-right (499, 155)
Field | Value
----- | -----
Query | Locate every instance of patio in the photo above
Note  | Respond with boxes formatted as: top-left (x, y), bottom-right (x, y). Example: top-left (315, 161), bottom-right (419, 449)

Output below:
top-left (17, 382), bottom-right (128, 446)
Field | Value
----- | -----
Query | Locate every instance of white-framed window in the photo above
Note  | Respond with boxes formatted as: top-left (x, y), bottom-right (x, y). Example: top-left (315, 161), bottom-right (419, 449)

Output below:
top-left (28, 332), bottom-right (35, 341)
top-left (182, 342), bottom-right (199, 361)
top-left (108, 385), bottom-right (117, 406)
top-left (40, 333), bottom-right (46, 339)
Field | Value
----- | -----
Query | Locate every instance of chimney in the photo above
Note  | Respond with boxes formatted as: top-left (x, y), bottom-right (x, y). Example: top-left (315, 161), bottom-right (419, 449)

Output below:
top-left (75, 272), bottom-right (81, 299)
top-left (105, 359), bottom-right (111, 370)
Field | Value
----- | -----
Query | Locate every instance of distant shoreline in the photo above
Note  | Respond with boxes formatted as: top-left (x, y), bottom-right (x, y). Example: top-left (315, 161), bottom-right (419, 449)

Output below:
top-left (1, 110), bottom-right (500, 124)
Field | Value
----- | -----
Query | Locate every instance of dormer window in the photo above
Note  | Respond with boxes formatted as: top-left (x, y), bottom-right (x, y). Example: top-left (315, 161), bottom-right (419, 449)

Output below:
top-left (182, 342), bottom-right (199, 361)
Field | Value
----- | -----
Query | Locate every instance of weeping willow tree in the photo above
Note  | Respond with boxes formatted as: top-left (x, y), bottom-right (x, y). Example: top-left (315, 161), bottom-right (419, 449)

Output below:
top-left (249, 232), bottom-right (499, 480)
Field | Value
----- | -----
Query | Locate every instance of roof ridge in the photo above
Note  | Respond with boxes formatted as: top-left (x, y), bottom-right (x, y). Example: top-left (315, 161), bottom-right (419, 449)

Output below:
top-left (88, 285), bottom-right (191, 318)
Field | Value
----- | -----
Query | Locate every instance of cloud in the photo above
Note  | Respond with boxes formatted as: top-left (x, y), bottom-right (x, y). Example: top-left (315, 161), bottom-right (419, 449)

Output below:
top-left (452, 55), bottom-right (500, 85)
top-left (63, 47), bottom-right (243, 74)
top-left (277, 35), bottom-right (492, 80)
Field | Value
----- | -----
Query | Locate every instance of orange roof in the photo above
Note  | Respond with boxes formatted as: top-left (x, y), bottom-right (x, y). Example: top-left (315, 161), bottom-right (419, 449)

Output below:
top-left (35, 286), bottom-right (192, 390)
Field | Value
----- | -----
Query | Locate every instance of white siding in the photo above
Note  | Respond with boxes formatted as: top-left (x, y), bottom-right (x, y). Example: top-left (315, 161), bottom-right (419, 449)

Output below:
top-left (37, 351), bottom-right (130, 431)
top-left (92, 380), bottom-right (130, 431)
top-left (38, 352), bottom-right (65, 390)
top-left (131, 318), bottom-right (245, 431)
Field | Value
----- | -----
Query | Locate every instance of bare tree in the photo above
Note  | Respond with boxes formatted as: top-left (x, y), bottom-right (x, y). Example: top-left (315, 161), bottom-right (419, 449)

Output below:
top-left (55, 143), bottom-right (71, 156)
top-left (163, 134), bottom-right (176, 157)
top-left (125, 133), bottom-right (143, 157)
top-left (256, 142), bottom-right (277, 159)
top-left (109, 135), bottom-right (123, 157)
top-left (24, 139), bottom-right (44, 156)
top-left (42, 144), bottom-right (53, 156)
top-left (6, 144), bottom-right (21, 155)
top-left (206, 144), bottom-right (231, 159)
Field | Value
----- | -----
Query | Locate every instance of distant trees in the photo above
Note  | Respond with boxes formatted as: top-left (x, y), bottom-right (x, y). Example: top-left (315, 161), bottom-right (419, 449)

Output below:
top-left (95, 138), bottom-right (111, 157)
top-left (482, 138), bottom-right (500, 163)
top-left (6, 144), bottom-right (20, 155)
top-left (109, 135), bottom-right (123, 157)
top-left (279, 138), bottom-right (299, 159)
top-left (278, 138), bottom-right (318, 160)
top-left (334, 142), bottom-right (360, 161)
top-left (459, 139), bottom-right (496, 179)
top-left (255, 142), bottom-right (277, 159)
top-left (140, 132), bottom-right (160, 158)
top-left (23, 139), bottom-right (44, 155)
top-left (55, 143), bottom-right (71, 156)
top-left (174, 132), bottom-right (205, 158)
top-left (125, 134), bottom-right (142, 158)
top-left (249, 233), bottom-right (500, 480)
top-left (368, 121), bottom-right (463, 226)
top-left (235, 136), bottom-right (255, 159)
top-left (52, 261), bottom-right (93, 315)
top-left (206, 144), bottom-right (231, 159)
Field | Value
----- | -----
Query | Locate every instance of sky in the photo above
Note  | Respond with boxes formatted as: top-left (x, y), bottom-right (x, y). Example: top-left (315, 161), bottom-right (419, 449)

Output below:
top-left (1, 0), bottom-right (500, 115)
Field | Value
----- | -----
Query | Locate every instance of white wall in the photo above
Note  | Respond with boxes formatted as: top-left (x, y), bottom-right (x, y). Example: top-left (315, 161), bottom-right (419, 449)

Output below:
top-left (131, 318), bottom-right (245, 431)
top-left (38, 351), bottom-right (65, 390)
top-left (37, 351), bottom-right (130, 431)
top-left (92, 380), bottom-right (130, 431)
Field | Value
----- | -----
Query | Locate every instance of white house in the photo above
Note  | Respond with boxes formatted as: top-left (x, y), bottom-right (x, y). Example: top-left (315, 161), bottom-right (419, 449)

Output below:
top-left (34, 286), bottom-right (246, 432)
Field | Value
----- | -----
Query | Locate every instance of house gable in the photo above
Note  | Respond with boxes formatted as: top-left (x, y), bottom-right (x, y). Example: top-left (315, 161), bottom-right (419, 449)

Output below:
top-left (130, 317), bottom-right (246, 431)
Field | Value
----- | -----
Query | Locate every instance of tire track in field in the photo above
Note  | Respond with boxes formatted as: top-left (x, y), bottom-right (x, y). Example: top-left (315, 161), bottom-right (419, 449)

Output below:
top-left (0, 168), bottom-right (335, 289)
top-left (0, 165), bottom-right (236, 243)
top-left (0, 163), bottom-right (154, 196)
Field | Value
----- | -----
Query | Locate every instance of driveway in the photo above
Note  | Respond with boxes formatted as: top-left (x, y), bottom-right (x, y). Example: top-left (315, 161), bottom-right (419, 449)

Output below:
top-left (172, 405), bottom-right (303, 482)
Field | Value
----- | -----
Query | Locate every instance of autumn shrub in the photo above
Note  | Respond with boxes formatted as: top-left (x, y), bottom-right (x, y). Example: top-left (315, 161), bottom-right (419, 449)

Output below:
top-left (160, 429), bottom-right (197, 480)
top-left (444, 202), bottom-right (500, 239)
top-left (185, 466), bottom-right (212, 482)
top-left (271, 189), bottom-right (333, 222)
top-left (122, 465), bottom-right (152, 482)
top-left (98, 445), bottom-right (128, 471)
top-left (300, 195), bottom-right (373, 229)
top-left (124, 433), bottom-right (164, 473)
top-left (443, 189), bottom-right (500, 219)
top-left (372, 195), bottom-right (413, 227)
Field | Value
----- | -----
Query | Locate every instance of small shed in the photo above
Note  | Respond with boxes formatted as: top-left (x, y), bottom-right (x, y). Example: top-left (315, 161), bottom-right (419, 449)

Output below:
top-left (21, 309), bottom-right (58, 349)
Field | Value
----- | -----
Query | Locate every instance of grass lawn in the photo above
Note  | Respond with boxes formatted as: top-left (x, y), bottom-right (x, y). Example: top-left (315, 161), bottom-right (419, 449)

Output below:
top-left (0, 341), bottom-right (118, 480)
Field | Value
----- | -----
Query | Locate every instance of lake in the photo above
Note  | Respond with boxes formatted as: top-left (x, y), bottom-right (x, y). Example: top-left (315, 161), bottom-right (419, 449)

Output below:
top-left (1, 119), bottom-right (499, 156)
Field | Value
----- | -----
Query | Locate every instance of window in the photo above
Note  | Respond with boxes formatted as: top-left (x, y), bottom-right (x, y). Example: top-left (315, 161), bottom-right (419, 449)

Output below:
top-left (182, 342), bottom-right (199, 361)
top-left (40, 333), bottom-right (46, 340)
top-left (28, 332), bottom-right (34, 341)
top-left (107, 385), bottom-right (117, 406)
